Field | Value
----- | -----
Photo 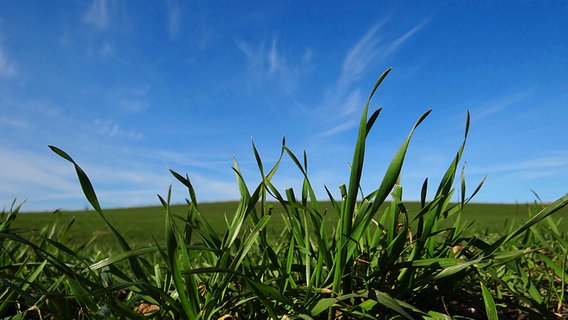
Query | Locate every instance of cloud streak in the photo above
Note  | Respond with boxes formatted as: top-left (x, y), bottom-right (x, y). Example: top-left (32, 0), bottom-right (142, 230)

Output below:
top-left (0, 147), bottom-right (81, 209)
top-left (0, 144), bottom-right (240, 211)
top-left (319, 20), bottom-right (428, 136)
top-left (471, 89), bottom-right (534, 121)
top-left (84, 0), bottom-right (111, 30)
top-left (469, 153), bottom-right (568, 179)
top-left (339, 22), bottom-right (385, 89)
top-left (338, 20), bottom-right (427, 89)
top-left (0, 116), bottom-right (28, 129)
top-left (0, 45), bottom-right (17, 78)
top-left (236, 37), bottom-right (311, 93)
top-left (166, 0), bottom-right (182, 39)
top-left (93, 119), bottom-right (143, 140)
top-left (319, 119), bottom-right (359, 137)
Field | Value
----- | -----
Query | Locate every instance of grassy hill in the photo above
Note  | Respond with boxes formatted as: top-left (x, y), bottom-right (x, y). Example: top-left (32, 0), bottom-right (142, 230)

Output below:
top-left (12, 201), bottom-right (568, 250)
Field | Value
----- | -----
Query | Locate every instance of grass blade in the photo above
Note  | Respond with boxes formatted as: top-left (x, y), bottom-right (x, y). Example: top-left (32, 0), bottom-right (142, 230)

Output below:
top-left (161, 187), bottom-right (200, 318)
top-left (483, 193), bottom-right (568, 255)
top-left (480, 281), bottom-right (499, 320)
top-left (49, 146), bottom-right (149, 282)
top-left (375, 290), bottom-right (416, 320)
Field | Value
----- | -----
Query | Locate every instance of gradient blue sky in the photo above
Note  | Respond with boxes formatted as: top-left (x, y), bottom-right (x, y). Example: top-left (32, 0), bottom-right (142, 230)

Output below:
top-left (1, 1), bottom-right (567, 212)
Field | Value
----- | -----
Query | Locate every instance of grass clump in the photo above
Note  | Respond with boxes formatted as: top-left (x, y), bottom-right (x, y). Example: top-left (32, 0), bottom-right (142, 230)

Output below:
top-left (2, 68), bottom-right (568, 319)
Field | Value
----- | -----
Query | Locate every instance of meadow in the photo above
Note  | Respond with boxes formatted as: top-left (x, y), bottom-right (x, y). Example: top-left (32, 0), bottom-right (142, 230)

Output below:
top-left (2, 69), bottom-right (568, 319)
top-left (12, 201), bottom-right (568, 250)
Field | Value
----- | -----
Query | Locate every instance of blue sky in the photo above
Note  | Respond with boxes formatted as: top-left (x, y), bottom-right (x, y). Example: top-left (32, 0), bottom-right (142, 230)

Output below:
top-left (1, 1), bottom-right (567, 212)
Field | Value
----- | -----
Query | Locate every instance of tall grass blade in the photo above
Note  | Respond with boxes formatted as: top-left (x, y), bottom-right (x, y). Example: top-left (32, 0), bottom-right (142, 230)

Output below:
top-left (169, 169), bottom-right (198, 205)
top-left (374, 290), bottom-right (416, 320)
top-left (170, 169), bottom-right (222, 247)
top-left (49, 145), bottom-right (148, 282)
top-left (0, 200), bottom-right (24, 233)
top-left (160, 187), bottom-right (200, 319)
top-left (354, 109), bottom-right (431, 238)
top-left (480, 281), bottom-right (499, 320)
top-left (344, 68), bottom-right (391, 235)
top-left (434, 111), bottom-right (469, 198)
top-left (48, 146), bottom-right (102, 212)
top-left (365, 108), bottom-right (382, 137)
top-left (420, 178), bottom-right (428, 208)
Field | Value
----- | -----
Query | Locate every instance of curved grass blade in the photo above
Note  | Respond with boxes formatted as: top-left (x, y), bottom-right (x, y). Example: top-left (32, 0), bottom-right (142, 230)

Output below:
top-left (483, 193), bottom-right (568, 255)
top-left (365, 107), bottom-right (382, 137)
top-left (87, 247), bottom-right (160, 271)
top-left (48, 146), bottom-right (103, 213)
top-left (170, 169), bottom-right (221, 248)
top-left (169, 169), bottom-right (198, 205)
top-left (374, 290), bottom-right (416, 320)
top-left (311, 297), bottom-right (338, 317)
top-left (49, 146), bottom-right (148, 282)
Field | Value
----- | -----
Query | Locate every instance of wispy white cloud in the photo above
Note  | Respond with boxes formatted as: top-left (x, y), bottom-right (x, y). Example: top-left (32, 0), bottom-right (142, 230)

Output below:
top-left (93, 119), bottom-right (143, 140)
top-left (182, 173), bottom-right (240, 201)
top-left (118, 99), bottom-right (147, 113)
top-left (99, 41), bottom-right (113, 56)
top-left (86, 40), bottom-right (114, 58)
top-left (320, 20), bottom-right (428, 136)
top-left (106, 84), bottom-right (150, 113)
top-left (236, 40), bottom-right (260, 68)
top-left (318, 88), bottom-right (363, 137)
top-left (94, 171), bottom-right (239, 207)
top-left (0, 147), bottom-right (81, 209)
top-left (84, 0), bottom-right (111, 30)
top-left (339, 22), bottom-right (386, 89)
top-left (267, 38), bottom-right (282, 75)
top-left (236, 37), bottom-right (311, 93)
top-left (319, 119), bottom-right (359, 137)
top-left (470, 153), bottom-right (568, 179)
top-left (166, 0), bottom-right (182, 39)
top-left (339, 90), bottom-right (363, 117)
top-left (119, 145), bottom-right (237, 176)
top-left (0, 45), bottom-right (17, 78)
top-left (82, 0), bottom-right (118, 59)
top-left (340, 19), bottom-right (428, 91)
top-left (0, 116), bottom-right (28, 129)
top-left (0, 143), bottom-right (239, 211)
top-left (471, 89), bottom-right (534, 121)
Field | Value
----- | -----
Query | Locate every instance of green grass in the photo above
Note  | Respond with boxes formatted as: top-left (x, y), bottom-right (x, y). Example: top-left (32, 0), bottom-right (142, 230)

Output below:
top-left (2, 68), bottom-right (568, 319)
top-left (12, 202), bottom-right (568, 250)
top-left (12, 202), bottom-right (241, 250)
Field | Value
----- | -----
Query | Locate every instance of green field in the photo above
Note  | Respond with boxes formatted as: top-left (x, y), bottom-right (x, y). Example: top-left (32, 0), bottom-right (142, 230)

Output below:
top-left (13, 201), bottom-right (568, 250)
